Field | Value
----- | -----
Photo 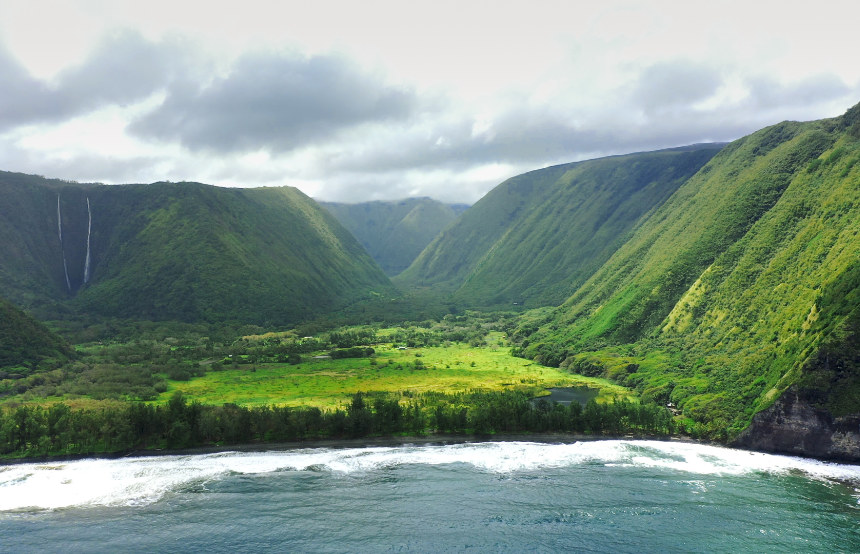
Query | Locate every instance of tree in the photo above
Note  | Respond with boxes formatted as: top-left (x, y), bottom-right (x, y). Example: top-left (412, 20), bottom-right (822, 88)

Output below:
top-left (347, 393), bottom-right (372, 437)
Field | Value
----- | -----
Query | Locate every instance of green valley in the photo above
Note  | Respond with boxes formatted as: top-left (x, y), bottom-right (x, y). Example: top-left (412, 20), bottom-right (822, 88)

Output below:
top-left (321, 198), bottom-right (468, 276)
top-left (0, 314), bottom-right (654, 459)
top-left (394, 145), bottom-right (723, 308)
top-left (156, 332), bottom-right (629, 410)
top-left (1, 104), bottom-right (859, 463)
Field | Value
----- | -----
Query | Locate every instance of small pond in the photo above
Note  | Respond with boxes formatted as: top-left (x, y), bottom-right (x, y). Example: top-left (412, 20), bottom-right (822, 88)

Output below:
top-left (532, 386), bottom-right (598, 407)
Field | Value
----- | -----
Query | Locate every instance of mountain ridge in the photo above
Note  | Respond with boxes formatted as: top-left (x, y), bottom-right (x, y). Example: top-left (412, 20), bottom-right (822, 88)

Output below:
top-left (0, 175), bottom-right (395, 325)
top-left (515, 104), bottom-right (860, 453)
top-left (395, 144), bottom-right (724, 308)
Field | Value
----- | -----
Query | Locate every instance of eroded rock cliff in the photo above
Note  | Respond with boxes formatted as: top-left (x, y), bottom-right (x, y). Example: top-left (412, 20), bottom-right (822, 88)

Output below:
top-left (733, 388), bottom-right (860, 463)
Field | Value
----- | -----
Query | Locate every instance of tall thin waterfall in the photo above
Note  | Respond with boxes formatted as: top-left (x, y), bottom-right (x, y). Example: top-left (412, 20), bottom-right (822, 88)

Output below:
top-left (83, 197), bottom-right (92, 284)
top-left (57, 195), bottom-right (72, 291)
top-left (56, 195), bottom-right (62, 243)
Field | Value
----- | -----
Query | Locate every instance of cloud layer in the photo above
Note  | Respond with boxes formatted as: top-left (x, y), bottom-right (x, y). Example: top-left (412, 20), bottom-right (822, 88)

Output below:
top-left (0, 31), bottom-right (186, 129)
top-left (0, 11), bottom-right (858, 204)
top-left (129, 51), bottom-right (418, 152)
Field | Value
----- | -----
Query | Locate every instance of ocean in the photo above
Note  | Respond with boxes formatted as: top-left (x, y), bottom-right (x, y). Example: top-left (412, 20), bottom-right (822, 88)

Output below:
top-left (1, 440), bottom-right (858, 552)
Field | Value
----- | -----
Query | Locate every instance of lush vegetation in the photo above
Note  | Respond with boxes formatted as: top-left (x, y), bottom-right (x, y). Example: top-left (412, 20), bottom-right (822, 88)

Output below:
top-left (2, 104), bottom-right (859, 460)
top-left (2, 314), bottom-right (628, 408)
top-left (322, 198), bottom-right (468, 276)
top-left (0, 296), bottom-right (73, 374)
top-left (0, 312), bottom-right (668, 459)
top-left (516, 105), bottom-right (860, 439)
top-left (0, 390), bottom-right (674, 459)
top-left (0, 176), bottom-right (394, 324)
top-left (394, 145), bottom-right (722, 308)
top-left (153, 331), bottom-right (629, 410)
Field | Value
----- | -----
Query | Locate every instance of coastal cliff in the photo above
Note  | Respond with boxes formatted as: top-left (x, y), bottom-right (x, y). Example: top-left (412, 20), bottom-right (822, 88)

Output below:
top-left (733, 388), bottom-right (860, 463)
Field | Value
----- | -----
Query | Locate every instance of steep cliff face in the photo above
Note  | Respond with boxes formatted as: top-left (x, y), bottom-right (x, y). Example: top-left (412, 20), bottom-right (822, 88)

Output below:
top-left (515, 104), bottom-right (860, 453)
top-left (396, 145), bottom-right (722, 307)
top-left (733, 388), bottom-right (860, 463)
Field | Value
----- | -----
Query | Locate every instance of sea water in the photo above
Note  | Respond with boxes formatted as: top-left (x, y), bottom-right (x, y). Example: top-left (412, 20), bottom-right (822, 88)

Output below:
top-left (1, 440), bottom-right (858, 552)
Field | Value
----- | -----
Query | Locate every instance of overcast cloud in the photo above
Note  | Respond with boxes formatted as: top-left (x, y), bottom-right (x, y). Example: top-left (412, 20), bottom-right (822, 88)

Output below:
top-left (0, 0), bottom-right (859, 203)
top-left (129, 50), bottom-right (420, 152)
top-left (0, 31), bottom-right (190, 129)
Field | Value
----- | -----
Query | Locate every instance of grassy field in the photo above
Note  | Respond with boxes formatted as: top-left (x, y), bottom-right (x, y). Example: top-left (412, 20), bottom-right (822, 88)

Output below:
top-left (155, 332), bottom-right (632, 410)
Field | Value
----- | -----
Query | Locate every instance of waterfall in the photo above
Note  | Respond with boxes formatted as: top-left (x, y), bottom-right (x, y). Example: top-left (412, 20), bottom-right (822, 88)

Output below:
top-left (56, 195), bottom-right (63, 243)
top-left (57, 195), bottom-right (72, 291)
top-left (83, 197), bottom-right (92, 284)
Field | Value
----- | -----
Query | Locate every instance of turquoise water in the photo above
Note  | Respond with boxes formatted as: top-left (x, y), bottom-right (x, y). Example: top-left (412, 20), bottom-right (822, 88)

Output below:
top-left (1, 440), bottom-right (859, 552)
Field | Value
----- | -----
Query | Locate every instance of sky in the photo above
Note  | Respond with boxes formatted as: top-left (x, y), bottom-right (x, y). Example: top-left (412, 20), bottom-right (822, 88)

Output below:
top-left (1, 0), bottom-right (859, 204)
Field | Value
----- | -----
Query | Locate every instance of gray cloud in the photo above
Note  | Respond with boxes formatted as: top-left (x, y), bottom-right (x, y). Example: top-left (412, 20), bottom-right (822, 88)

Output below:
top-left (2, 37), bottom-right (857, 204)
top-left (128, 51), bottom-right (419, 152)
top-left (58, 31), bottom-right (199, 108)
top-left (633, 61), bottom-right (724, 112)
top-left (746, 73), bottom-right (852, 110)
top-left (0, 46), bottom-right (59, 126)
top-left (0, 31), bottom-right (190, 130)
top-left (626, 60), bottom-right (857, 121)
top-left (325, 61), bottom-right (858, 187)
top-left (326, 104), bottom-right (743, 176)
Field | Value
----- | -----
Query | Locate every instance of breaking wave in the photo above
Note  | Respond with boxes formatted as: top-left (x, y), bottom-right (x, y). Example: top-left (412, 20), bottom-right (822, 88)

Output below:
top-left (1, 440), bottom-right (858, 512)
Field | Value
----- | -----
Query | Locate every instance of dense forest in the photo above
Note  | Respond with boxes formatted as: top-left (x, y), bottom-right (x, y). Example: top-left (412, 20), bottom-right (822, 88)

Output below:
top-left (0, 390), bottom-right (674, 459)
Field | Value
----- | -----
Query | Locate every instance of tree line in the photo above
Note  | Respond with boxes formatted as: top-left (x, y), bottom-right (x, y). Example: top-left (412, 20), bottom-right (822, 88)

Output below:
top-left (0, 390), bottom-right (675, 459)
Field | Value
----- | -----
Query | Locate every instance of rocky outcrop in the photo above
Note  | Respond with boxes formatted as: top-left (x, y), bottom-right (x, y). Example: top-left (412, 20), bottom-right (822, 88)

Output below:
top-left (732, 388), bottom-right (860, 463)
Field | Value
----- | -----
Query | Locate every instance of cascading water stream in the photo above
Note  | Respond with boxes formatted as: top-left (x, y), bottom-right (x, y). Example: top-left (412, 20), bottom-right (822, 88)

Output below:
top-left (83, 197), bottom-right (92, 284)
top-left (57, 194), bottom-right (72, 291)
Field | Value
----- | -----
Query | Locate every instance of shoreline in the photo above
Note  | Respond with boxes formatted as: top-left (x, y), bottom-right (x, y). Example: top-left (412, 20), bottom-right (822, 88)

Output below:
top-left (4, 432), bottom-right (858, 467)
top-left (0, 432), bottom-right (719, 466)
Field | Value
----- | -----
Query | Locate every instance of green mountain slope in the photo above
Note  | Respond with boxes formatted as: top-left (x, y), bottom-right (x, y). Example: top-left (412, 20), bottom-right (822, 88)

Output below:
top-left (0, 171), bottom-right (98, 311)
top-left (395, 145), bottom-right (723, 308)
top-left (0, 296), bottom-right (72, 371)
top-left (320, 198), bottom-right (468, 276)
top-left (521, 103), bottom-right (860, 454)
top-left (0, 175), bottom-right (394, 324)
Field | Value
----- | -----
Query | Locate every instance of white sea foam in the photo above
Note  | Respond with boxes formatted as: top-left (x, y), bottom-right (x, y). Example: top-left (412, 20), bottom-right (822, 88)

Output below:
top-left (1, 441), bottom-right (858, 512)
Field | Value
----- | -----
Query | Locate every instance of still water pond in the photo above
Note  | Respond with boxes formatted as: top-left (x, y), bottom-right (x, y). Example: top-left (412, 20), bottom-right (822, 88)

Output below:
top-left (536, 386), bottom-right (599, 406)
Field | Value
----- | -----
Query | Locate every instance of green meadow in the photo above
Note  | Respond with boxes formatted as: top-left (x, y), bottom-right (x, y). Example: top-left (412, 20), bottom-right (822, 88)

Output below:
top-left (155, 332), bottom-right (631, 410)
